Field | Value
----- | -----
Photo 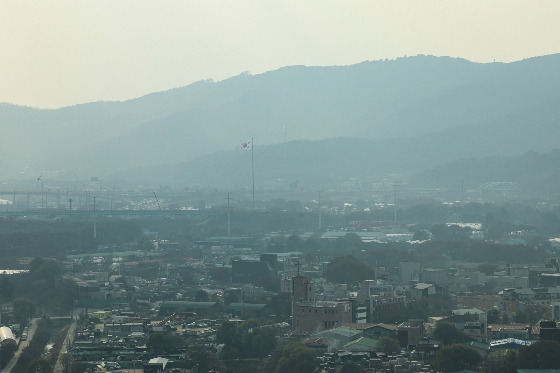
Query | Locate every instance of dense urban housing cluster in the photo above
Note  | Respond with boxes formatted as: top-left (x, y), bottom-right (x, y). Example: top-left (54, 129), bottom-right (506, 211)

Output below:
top-left (0, 184), bottom-right (559, 373)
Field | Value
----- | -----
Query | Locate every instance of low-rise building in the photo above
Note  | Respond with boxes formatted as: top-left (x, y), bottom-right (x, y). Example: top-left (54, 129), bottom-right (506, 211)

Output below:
top-left (292, 276), bottom-right (353, 333)
top-left (410, 283), bottom-right (449, 301)
top-left (398, 320), bottom-right (425, 348)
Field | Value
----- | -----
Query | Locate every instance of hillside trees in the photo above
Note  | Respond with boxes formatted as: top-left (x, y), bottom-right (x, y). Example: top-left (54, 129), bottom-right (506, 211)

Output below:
top-left (431, 224), bottom-right (472, 241)
top-left (517, 340), bottom-right (560, 369)
top-left (267, 342), bottom-right (316, 373)
top-left (436, 344), bottom-right (481, 372)
top-left (417, 240), bottom-right (545, 264)
top-left (487, 350), bottom-right (517, 373)
top-left (147, 332), bottom-right (185, 354)
top-left (12, 298), bottom-right (36, 323)
top-left (322, 255), bottom-right (375, 284)
top-left (377, 337), bottom-right (400, 354)
top-left (25, 359), bottom-right (52, 373)
top-left (432, 322), bottom-right (467, 346)
top-left (12, 320), bottom-right (52, 373)
top-left (338, 361), bottom-right (364, 373)
top-left (11, 258), bottom-right (78, 314)
top-left (216, 319), bottom-right (277, 358)
top-left (477, 263), bottom-right (498, 276)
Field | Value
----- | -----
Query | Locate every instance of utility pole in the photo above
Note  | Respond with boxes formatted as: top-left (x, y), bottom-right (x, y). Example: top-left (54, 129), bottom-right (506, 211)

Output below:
top-left (283, 123), bottom-right (287, 168)
top-left (251, 137), bottom-right (255, 210)
top-left (318, 191), bottom-right (322, 230)
top-left (225, 193), bottom-right (233, 238)
top-left (393, 182), bottom-right (398, 223)
top-left (91, 197), bottom-right (98, 239)
top-left (461, 178), bottom-right (464, 205)
top-left (153, 192), bottom-right (162, 210)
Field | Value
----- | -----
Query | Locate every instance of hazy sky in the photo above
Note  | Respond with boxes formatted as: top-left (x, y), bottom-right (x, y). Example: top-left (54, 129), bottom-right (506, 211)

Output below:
top-left (1, 0), bottom-right (559, 109)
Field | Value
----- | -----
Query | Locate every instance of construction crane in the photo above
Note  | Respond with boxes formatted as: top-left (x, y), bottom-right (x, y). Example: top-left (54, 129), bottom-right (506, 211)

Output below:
top-left (153, 192), bottom-right (162, 211)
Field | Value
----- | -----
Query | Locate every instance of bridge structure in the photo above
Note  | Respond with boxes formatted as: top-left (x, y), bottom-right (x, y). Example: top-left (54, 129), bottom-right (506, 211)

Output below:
top-left (0, 209), bottom-right (219, 217)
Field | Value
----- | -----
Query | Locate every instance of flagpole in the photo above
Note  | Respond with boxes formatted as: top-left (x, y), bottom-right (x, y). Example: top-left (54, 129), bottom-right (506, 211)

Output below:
top-left (251, 137), bottom-right (255, 210)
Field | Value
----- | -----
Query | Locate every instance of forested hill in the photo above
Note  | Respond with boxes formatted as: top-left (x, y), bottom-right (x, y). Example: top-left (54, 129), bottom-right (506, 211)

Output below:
top-left (412, 149), bottom-right (560, 197)
top-left (1, 54), bottom-right (559, 187)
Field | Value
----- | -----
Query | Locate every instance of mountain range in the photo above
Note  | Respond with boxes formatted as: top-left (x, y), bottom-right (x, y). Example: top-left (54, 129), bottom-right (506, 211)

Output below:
top-left (1, 54), bottom-right (559, 190)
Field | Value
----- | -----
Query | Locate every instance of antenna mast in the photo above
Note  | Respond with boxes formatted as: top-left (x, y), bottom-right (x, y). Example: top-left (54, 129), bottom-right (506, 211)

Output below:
top-left (153, 192), bottom-right (162, 210)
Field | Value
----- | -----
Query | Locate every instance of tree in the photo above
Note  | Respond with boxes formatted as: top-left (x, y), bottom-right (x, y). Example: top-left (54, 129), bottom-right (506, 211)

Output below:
top-left (334, 233), bottom-right (364, 251)
top-left (189, 346), bottom-right (220, 371)
top-left (0, 346), bottom-right (14, 366)
top-left (517, 340), bottom-right (560, 369)
top-left (483, 210), bottom-right (516, 240)
top-left (477, 262), bottom-right (498, 276)
top-left (29, 258), bottom-right (61, 286)
top-left (376, 337), bottom-right (400, 354)
top-left (216, 319), bottom-right (276, 359)
top-left (487, 308), bottom-right (500, 324)
top-left (194, 290), bottom-right (209, 302)
top-left (223, 293), bottom-right (239, 306)
top-left (487, 349), bottom-right (517, 373)
top-left (436, 344), bottom-right (481, 372)
top-left (268, 342), bottom-right (316, 373)
top-left (239, 324), bottom-right (277, 358)
top-left (337, 361), bottom-right (363, 373)
top-left (513, 305), bottom-right (547, 324)
top-left (12, 298), bottom-right (36, 323)
top-left (137, 237), bottom-right (155, 251)
top-left (413, 230), bottom-right (429, 241)
top-left (146, 332), bottom-right (185, 354)
top-left (0, 277), bottom-right (13, 300)
top-left (216, 321), bottom-right (239, 347)
top-left (286, 235), bottom-right (304, 251)
top-left (322, 255), bottom-right (375, 284)
top-left (431, 224), bottom-right (472, 241)
top-left (26, 358), bottom-right (52, 373)
top-left (68, 362), bottom-right (89, 373)
top-left (432, 322), bottom-right (466, 346)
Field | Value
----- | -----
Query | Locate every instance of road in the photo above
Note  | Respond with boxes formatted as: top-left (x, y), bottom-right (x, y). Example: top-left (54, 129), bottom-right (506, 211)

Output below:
top-left (1, 318), bottom-right (39, 373)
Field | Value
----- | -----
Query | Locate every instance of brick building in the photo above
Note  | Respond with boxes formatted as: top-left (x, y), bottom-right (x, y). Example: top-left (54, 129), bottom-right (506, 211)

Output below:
top-left (292, 276), bottom-right (353, 333)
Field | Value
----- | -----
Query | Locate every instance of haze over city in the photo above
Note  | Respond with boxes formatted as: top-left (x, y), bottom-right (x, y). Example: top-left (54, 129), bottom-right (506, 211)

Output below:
top-left (1, 2), bottom-right (560, 373)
